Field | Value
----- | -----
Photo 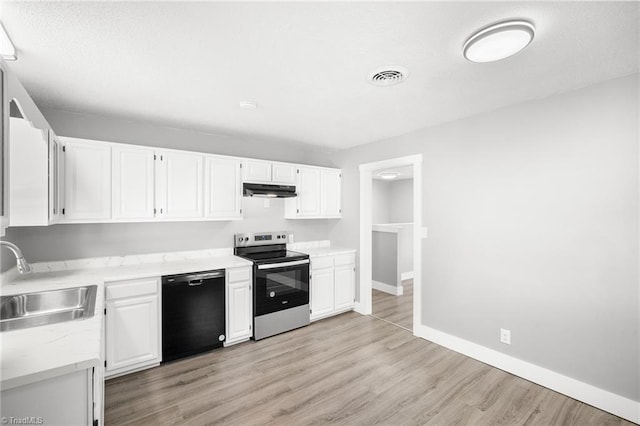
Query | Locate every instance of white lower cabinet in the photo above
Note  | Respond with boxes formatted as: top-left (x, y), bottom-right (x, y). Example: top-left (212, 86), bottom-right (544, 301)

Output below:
top-left (310, 251), bottom-right (356, 321)
top-left (1, 368), bottom-right (98, 426)
top-left (225, 267), bottom-right (253, 345)
top-left (105, 277), bottom-right (161, 377)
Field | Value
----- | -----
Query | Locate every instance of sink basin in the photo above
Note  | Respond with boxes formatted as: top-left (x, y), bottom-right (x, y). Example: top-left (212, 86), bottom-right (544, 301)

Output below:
top-left (1, 285), bottom-right (98, 332)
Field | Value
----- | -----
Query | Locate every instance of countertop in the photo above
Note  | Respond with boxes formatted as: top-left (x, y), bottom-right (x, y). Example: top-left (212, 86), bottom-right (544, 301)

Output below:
top-left (0, 275), bottom-right (104, 391)
top-left (0, 252), bottom-right (253, 391)
top-left (296, 246), bottom-right (357, 257)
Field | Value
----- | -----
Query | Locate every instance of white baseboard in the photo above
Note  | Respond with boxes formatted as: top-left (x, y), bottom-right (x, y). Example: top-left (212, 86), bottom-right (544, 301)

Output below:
top-left (372, 280), bottom-right (403, 296)
top-left (401, 271), bottom-right (414, 281)
top-left (414, 324), bottom-right (640, 424)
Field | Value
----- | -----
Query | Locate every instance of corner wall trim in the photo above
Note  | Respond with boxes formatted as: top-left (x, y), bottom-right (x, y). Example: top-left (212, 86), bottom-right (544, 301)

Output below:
top-left (414, 324), bottom-right (640, 424)
top-left (372, 280), bottom-right (403, 296)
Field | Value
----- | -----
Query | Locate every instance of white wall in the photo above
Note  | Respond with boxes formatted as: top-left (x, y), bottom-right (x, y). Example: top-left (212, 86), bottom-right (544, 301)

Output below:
top-left (329, 74), bottom-right (640, 402)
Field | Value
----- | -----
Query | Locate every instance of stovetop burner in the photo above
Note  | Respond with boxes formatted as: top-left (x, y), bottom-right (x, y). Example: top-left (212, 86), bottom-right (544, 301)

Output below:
top-left (233, 232), bottom-right (309, 265)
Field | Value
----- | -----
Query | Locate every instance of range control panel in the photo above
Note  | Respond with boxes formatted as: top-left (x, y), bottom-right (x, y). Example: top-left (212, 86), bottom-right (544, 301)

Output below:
top-left (234, 232), bottom-right (289, 247)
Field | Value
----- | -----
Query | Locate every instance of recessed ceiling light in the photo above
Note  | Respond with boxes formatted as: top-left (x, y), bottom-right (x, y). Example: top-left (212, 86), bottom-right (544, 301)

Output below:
top-left (463, 20), bottom-right (535, 63)
top-left (378, 172), bottom-right (399, 180)
top-left (0, 22), bottom-right (17, 61)
top-left (239, 101), bottom-right (257, 110)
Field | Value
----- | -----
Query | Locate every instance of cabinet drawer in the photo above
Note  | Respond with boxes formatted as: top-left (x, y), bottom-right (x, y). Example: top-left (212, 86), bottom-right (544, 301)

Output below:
top-left (106, 278), bottom-right (159, 300)
top-left (334, 252), bottom-right (356, 267)
top-left (227, 267), bottom-right (251, 283)
top-left (311, 256), bottom-right (333, 270)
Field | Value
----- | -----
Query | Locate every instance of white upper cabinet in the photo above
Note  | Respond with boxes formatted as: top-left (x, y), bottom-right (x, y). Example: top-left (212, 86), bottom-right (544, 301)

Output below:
top-left (320, 169), bottom-right (341, 217)
top-left (9, 118), bottom-right (49, 226)
top-left (243, 159), bottom-right (296, 184)
top-left (62, 137), bottom-right (112, 222)
top-left (271, 162), bottom-right (296, 184)
top-left (243, 159), bottom-right (272, 183)
top-left (296, 166), bottom-right (321, 217)
top-left (285, 165), bottom-right (341, 219)
top-left (112, 145), bottom-right (156, 221)
top-left (205, 156), bottom-right (242, 220)
top-left (156, 150), bottom-right (204, 219)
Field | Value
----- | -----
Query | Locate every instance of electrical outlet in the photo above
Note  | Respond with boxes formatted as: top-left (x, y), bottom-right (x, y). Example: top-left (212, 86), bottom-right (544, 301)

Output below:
top-left (289, 234), bottom-right (294, 243)
top-left (500, 328), bottom-right (511, 345)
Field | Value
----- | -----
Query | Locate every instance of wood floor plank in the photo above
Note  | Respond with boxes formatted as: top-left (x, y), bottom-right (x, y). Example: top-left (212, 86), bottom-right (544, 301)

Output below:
top-left (105, 311), bottom-right (633, 425)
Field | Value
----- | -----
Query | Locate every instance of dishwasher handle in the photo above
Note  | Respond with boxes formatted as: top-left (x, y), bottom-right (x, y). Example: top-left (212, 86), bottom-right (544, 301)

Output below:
top-left (162, 269), bottom-right (225, 285)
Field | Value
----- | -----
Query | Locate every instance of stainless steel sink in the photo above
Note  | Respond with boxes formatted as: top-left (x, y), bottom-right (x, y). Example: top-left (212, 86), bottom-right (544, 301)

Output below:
top-left (1, 285), bottom-right (98, 332)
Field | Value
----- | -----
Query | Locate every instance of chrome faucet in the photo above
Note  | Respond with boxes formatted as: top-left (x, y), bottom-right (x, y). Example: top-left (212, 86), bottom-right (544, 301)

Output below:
top-left (0, 241), bottom-right (32, 274)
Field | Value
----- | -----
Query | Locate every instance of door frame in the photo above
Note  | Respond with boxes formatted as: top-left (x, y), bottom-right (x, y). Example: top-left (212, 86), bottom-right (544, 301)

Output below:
top-left (356, 154), bottom-right (423, 336)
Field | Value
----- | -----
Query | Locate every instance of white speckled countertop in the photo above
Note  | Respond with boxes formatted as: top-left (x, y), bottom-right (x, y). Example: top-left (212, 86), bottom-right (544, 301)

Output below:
top-left (0, 275), bottom-right (104, 391)
top-left (287, 240), bottom-right (356, 257)
top-left (0, 249), bottom-right (253, 391)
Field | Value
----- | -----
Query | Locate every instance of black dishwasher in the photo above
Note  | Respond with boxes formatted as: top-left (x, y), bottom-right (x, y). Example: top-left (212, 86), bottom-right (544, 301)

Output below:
top-left (162, 269), bottom-right (226, 362)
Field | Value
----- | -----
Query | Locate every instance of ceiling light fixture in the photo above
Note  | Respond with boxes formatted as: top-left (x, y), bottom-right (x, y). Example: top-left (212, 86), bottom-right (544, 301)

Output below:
top-left (378, 172), bottom-right (399, 180)
top-left (239, 101), bottom-right (257, 110)
top-left (0, 22), bottom-right (17, 61)
top-left (463, 20), bottom-right (535, 63)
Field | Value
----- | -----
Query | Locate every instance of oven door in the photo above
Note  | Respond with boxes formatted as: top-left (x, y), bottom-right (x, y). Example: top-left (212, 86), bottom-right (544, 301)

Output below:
top-left (254, 259), bottom-right (310, 316)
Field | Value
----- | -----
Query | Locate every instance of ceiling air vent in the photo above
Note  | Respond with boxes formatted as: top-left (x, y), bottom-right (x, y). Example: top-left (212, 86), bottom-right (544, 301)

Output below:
top-left (369, 67), bottom-right (408, 86)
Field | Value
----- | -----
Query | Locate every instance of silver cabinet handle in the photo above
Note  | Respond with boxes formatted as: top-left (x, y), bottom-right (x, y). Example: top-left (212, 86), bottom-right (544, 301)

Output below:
top-left (257, 259), bottom-right (309, 270)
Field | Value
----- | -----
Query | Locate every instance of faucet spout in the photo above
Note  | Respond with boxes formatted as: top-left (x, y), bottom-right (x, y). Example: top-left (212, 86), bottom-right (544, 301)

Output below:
top-left (0, 241), bottom-right (32, 274)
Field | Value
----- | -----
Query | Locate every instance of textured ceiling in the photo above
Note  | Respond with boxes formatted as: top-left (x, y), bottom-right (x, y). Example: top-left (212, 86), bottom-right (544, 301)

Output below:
top-left (2, 1), bottom-right (638, 151)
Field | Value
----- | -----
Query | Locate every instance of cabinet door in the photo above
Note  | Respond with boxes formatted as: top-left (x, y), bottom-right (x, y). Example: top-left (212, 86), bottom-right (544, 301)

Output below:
top-left (106, 294), bottom-right (160, 372)
top-left (296, 166), bottom-right (321, 217)
top-left (272, 163), bottom-right (296, 184)
top-left (227, 281), bottom-right (252, 342)
top-left (63, 139), bottom-right (111, 221)
top-left (310, 267), bottom-right (334, 320)
top-left (334, 264), bottom-right (356, 311)
top-left (321, 169), bottom-right (342, 217)
top-left (243, 159), bottom-right (272, 183)
top-left (205, 156), bottom-right (242, 219)
top-left (9, 118), bottom-right (49, 226)
top-left (112, 145), bottom-right (155, 220)
top-left (157, 150), bottom-right (204, 219)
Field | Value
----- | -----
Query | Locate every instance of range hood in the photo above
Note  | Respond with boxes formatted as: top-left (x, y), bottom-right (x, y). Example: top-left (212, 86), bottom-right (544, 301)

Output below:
top-left (243, 183), bottom-right (297, 198)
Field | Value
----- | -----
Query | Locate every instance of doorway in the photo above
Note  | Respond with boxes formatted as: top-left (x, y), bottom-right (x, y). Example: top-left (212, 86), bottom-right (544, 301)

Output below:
top-left (370, 167), bottom-right (414, 330)
top-left (357, 155), bottom-right (422, 336)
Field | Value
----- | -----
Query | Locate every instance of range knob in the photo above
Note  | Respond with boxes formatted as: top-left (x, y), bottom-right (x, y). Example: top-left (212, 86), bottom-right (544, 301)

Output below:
top-left (281, 234), bottom-right (287, 239)
top-left (244, 237), bottom-right (250, 242)
top-left (276, 235), bottom-right (281, 239)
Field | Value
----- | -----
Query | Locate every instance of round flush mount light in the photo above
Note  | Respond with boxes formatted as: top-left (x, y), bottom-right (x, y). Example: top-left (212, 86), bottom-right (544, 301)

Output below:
top-left (463, 20), bottom-right (535, 63)
top-left (378, 172), bottom-right (399, 180)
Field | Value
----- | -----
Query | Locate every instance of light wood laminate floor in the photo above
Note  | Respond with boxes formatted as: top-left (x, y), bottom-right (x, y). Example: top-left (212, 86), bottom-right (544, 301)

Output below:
top-left (105, 312), bottom-right (632, 425)
top-left (372, 279), bottom-right (413, 331)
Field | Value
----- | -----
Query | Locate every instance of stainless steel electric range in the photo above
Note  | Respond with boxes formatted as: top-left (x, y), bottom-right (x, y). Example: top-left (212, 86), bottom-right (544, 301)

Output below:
top-left (234, 232), bottom-right (310, 340)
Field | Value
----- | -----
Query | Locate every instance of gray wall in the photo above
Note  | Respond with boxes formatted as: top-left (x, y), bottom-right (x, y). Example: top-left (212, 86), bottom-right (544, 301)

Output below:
top-left (372, 178), bottom-right (413, 224)
top-left (389, 179), bottom-right (413, 223)
top-left (328, 74), bottom-right (640, 402)
top-left (372, 230), bottom-right (397, 287)
top-left (1, 109), bottom-right (334, 269)
top-left (372, 179), bottom-right (391, 224)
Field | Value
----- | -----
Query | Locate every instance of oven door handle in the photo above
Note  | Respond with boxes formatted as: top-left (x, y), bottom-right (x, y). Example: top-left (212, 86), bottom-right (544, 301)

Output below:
top-left (257, 259), bottom-right (310, 270)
